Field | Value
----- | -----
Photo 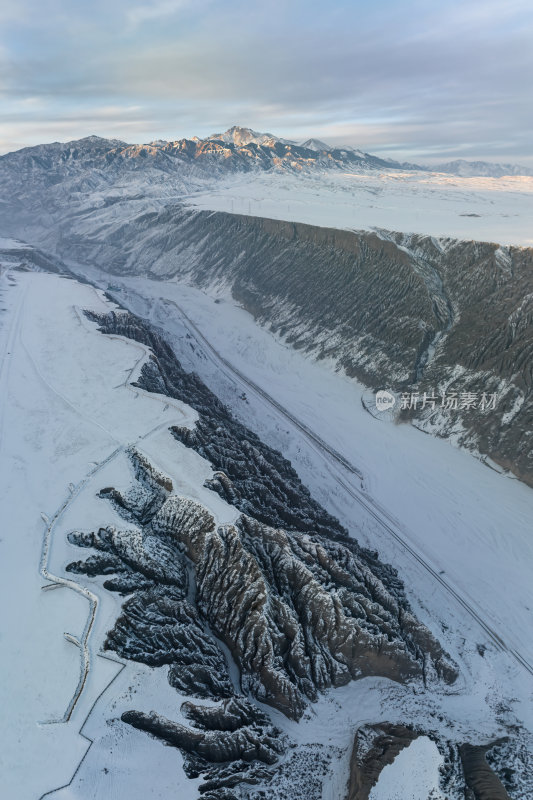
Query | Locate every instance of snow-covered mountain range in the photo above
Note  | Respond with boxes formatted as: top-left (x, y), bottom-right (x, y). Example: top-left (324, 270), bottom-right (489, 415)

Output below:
top-left (433, 158), bottom-right (533, 178)
top-left (2, 125), bottom-right (531, 252)
top-left (0, 125), bottom-right (406, 181)
top-left (3, 125), bottom-right (530, 180)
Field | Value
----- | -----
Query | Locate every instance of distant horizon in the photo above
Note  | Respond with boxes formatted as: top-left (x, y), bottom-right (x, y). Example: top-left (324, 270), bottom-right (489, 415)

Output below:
top-left (2, 124), bottom-right (532, 171)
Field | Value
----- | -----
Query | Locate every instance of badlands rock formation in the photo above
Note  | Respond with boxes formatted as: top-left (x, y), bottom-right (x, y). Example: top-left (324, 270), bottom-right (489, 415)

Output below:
top-left (65, 310), bottom-right (459, 796)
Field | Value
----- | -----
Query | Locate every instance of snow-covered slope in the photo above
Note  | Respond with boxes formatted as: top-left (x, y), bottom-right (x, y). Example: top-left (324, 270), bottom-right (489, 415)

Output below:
top-left (26, 201), bottom-right (529, 488)
top-left (299, 138), bottom-right (331, 151)
top-left (3, 130), bottom-right (531, 249)
top-left (0, 271), bottom-right (199, 798)
top-left (2, 126), bottom-right (533, 799)
top-left (208, 125), bottom-right (296, 148)
top-left (1, 127), bottom-right (532, 248)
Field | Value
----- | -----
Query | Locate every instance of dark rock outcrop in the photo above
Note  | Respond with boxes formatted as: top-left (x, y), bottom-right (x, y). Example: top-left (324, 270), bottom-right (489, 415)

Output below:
top-left (459, 742), bottom-right (511, 800)
top-left (122, 697), bottom-right (285, 796)
top-left (76, 310), bottom-right (457, 713)
top-left (85, 309), bottom-right (411, 596)
top-left (347, 723), bottom-right (420, 800)
top-left (108, 587), bottom-right (234, 699)
top-left (70, 479), bottom-right (456, 721)
top-left (347, 726), bottom-right (530, 800)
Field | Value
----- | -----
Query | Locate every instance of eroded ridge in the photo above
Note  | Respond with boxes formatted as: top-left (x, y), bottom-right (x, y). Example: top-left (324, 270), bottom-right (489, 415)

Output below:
top-left (123, 698), bottom-right (286, 800)
top-left (69, 455), bottom-right (456, 717)
top-left (67, 453), bottom-right (457, 793)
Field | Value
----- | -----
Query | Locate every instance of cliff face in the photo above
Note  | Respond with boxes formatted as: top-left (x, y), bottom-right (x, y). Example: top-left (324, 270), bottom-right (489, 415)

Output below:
top-left (459, 743), bottom-right (512, 800)
top-left (347, 724), bottom-right (420, 800)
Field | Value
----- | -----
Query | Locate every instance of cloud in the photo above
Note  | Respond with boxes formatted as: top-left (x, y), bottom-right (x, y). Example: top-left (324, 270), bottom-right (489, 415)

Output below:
top-left (126, 0), bottom-right (197, 28)
top-left (0, 0), bottom-right (531, 163)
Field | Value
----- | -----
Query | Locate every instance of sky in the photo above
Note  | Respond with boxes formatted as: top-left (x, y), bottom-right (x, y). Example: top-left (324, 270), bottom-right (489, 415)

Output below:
top-left (0, 0), bottom-right (532, 164)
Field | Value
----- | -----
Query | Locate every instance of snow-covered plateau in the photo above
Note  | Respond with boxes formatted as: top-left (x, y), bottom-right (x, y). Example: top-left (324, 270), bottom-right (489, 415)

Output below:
top-left (182, 168), bottom-right (533, 247)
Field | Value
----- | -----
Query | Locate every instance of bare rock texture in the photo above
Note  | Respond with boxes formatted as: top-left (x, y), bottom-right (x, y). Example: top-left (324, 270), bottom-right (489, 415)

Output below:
top-left (70, 478), bottom-right (456, 721)
top-left (77, 311), bottom-right (457, 716)
top-left (108, 587), bottom-right (234, 699)
top-left (347, 723), bottom-right (420, 800)
top-left (122, 697), bottom-right (284, 796)
top-left (85, 309), bottom-right (411, 594)
top-left (459, 742), bottom-right (512, 800)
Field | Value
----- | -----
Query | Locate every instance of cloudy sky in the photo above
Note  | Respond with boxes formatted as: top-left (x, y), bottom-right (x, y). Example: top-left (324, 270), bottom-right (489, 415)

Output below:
top-left (0, 0), bottom-right (531, 164)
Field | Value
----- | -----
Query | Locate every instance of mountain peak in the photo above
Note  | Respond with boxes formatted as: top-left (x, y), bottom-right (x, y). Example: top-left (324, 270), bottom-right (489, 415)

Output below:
top-left (208, 126), bottom-right (281, 147)
top-left (300, 138), bottom-right (331, 152)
